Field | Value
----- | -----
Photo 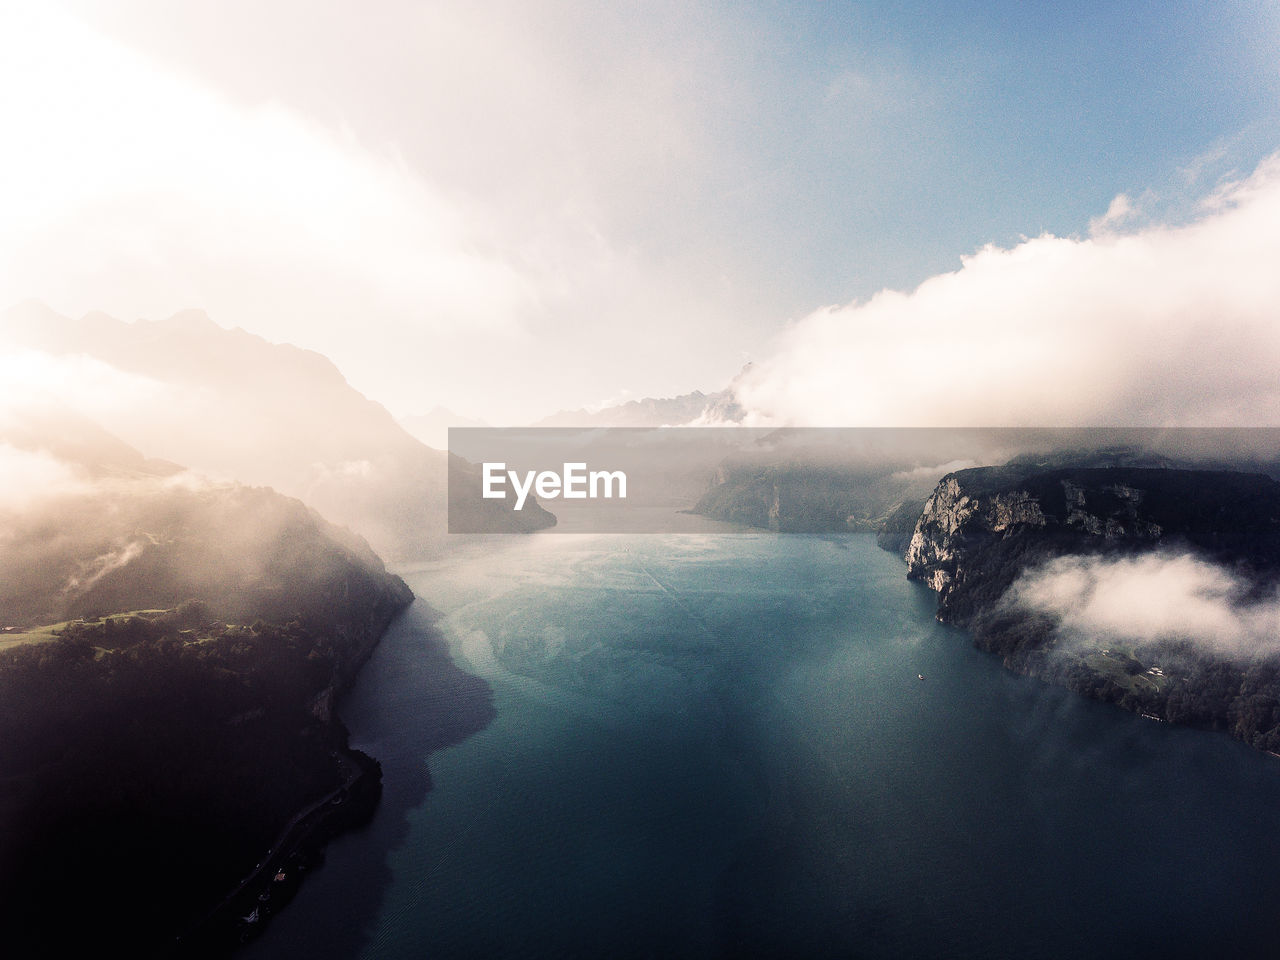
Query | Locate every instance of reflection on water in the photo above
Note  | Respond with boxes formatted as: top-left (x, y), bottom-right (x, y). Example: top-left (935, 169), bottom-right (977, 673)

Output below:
top-left (248, 534), bottom-right (1280, 959)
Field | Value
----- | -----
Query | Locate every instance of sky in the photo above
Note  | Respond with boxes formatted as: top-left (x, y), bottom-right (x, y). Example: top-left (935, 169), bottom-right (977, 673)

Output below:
top-left (2, 0), bottom-right (1279, 424)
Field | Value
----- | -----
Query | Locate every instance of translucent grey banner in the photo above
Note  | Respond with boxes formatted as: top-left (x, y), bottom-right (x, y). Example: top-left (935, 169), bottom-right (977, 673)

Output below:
top-left (447, 427), bottom-right (1280, 534)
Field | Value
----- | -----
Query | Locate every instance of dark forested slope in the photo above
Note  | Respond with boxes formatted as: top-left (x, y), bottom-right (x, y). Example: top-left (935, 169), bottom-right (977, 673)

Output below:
top-left (0, 456), bottom-right (412, 955)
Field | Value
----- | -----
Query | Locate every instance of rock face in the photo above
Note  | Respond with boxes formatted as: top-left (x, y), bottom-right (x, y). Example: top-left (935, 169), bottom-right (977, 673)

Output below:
top-left (888, 464), bottom-right (1280, 754)
top-left (906, 473), bottom-right (1047, 597)
top-left (901, 465), bottom-right (1280, 626)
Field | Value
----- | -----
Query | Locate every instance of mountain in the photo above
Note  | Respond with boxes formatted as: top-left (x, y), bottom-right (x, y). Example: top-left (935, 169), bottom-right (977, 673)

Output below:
top-left (901, 465), bottom-right (1280, 624)
top-left (686, 428), bottom-right (984, 533)
top-left (399, 405), bottom-right (489, 449)
top-left (530, 365), bottom-right (750, 428)
top-left (0, 415), bottom-right (416, 955)
top-left (0, 405), bottom-right (184, 480)
top-left (893, 464), bottom-right (1280, 750)
top-left (690, 435), bottom-right (1280, 536)
top-left (691, 460), bottom-right (911, 532)
top-left (0, 471), bottom-right (407, 631)
top-left (1, 302), bottom-right (552, 558)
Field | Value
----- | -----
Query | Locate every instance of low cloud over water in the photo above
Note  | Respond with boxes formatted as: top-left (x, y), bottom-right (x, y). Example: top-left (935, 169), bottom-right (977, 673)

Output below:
top-left (1002, 551), bottom-right (1280, 657)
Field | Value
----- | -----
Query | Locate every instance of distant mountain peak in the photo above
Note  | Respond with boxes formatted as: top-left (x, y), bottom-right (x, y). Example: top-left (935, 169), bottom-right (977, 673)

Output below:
top-left (531, 374), bottom-right (747, 429)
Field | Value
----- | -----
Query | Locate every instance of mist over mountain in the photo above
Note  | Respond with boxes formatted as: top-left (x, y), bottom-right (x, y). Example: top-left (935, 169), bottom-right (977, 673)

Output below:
top-left (688, 430), bottom-right (1280, 536)
top-left (530, 365), bottom-right (750, 428)
top-left (0, 406), bottom-right (415, 954)
top-left (2, 302), bottom-right (547, 558)
top-left (0, 403), bottom-right (406, 629)
top-left (0, 405), bottom-right (183, 481)
top-left (399, 406), bottom-right (489, 449)
top-left (895, 462), bottom-right (1280, 749)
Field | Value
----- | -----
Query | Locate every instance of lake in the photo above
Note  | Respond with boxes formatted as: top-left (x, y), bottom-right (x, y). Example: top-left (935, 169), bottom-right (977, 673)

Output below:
top-left (244, 533), bottom-right (1280, 959)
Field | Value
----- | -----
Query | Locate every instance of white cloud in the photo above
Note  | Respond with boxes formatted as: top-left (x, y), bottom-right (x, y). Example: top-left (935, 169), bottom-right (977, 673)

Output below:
top-left (737, 152), bottom-right (1280, 428)
top-left (0, 5), bottom-right (536, 336)
top-left (1179, 141), bottom-right (1231, 188)
top-left (64, 539), bottom-right (148, 595)
top-left (1088, 194), bottom-right (1136, 236)
top-left (1004, 552), bottom-right (1280, 657)
top-left (8, 3), bottom-right (1278, 427)
top-left (889, 459), bottom-right (980, 483)
top-left (0, 2), bottom-right (758, 424)
top-left (0, 443), bottom-right (88, 510)
top-left (0, 348), bottom-right (167, 419)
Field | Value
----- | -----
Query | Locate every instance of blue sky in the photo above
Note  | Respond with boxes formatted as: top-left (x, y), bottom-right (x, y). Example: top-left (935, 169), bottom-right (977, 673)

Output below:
top-left (2, 1), bottom-right (1279, 423)
top-left (674, 0), bottom-right (1280, 307)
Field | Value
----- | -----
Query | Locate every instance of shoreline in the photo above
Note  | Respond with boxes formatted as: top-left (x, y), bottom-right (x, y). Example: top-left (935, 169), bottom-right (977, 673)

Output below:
top-left (176, 739), bottom-right (382, 956)
top-left (176, 592), bottom-right (412, 956)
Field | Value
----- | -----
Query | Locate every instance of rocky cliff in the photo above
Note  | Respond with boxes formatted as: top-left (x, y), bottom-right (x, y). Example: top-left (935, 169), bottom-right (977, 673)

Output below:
top-left (902, 465), bottom-right (1280, 625)
top-left (894, 465), bottom-right (1280, 751)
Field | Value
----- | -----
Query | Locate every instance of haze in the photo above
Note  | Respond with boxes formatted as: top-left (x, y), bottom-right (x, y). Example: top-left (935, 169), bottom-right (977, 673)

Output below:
top-left (3, 2), bottom-right (1280, 426)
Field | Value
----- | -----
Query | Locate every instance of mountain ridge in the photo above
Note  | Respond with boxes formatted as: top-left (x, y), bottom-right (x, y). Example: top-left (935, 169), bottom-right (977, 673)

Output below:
top-left (1, 301), bottom-right (554, 557)
top-left (894, 463), bottom-right (1280, 751)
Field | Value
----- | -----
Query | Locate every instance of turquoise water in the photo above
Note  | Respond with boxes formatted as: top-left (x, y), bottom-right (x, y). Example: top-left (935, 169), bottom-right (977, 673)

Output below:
top-left (246, 534), bottom-right (1280, 959)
